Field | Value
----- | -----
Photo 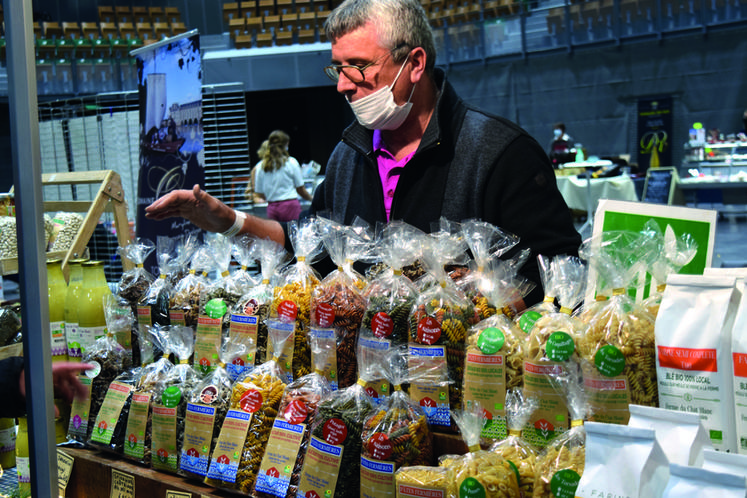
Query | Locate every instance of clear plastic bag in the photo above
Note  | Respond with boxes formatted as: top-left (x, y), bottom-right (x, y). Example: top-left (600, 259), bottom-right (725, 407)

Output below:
top-left (228, 234), bottom-right (259, 295)
top-left (169, 243), bottom-right (211, 329)
top-left (139, 236), bottom-right (178, 328)
top-left (116, 238), bottom-right (156, 365)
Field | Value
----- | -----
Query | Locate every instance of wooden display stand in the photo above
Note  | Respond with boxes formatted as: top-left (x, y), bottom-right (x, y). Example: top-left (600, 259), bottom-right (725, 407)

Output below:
top-left (1, 170), bottom-right (134, 279)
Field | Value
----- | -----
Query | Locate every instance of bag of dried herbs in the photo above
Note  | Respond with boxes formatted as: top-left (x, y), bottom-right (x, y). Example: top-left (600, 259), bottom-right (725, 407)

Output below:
top-left (122, 326), bottom-right (175, 466)
top-left (360, 346), bottom-right (434, 498)
top-left (73, 296), bottom-right (133, 448)
top-left (0, 304), bottom-right (21, 347)
top-left (523, 254), bottom-right (586, 448)
top-left (463, 263), bottom-right (535, 444)
top-left (457, 220), bottom-right (521, 322)
top-left (408, 227), bottom-right (474, 433)
top-left (170, 244), bottom-right (212, 329)
top-left (360, 221), bottom-right (424, 394)
top-left (106, 294), bottom-right (137, 364)
top-left (311, 218), bottom-right (368, 390)
top-left (270, 218), bottom-right (324, 381)
top-left (196, 234), bottom-right (241, 375)
top-left (116, 238), bottom-right (156, 365)
top-left (180, 339), bottom-right (244, 480)
top-left (230, 237), bottom-right (288, 378)
top-left (138, 236), bottom-right (180, 332)
top-left (441, 404), bottom-right (521, 498)
top-left (205, 322), bottom-right (290, 493)
top-left (252, 328), bottom-right (334, 498)
top-left (488, 389), bottom-right (540, 497)
top-left (295, 333), bottom-right (378, 498)
top-left (228, 234), bottom-right (259, 296)
top-left (146, 324), bottom-right (199, 474)
top-left (167, 232), bottom-right (200, 289)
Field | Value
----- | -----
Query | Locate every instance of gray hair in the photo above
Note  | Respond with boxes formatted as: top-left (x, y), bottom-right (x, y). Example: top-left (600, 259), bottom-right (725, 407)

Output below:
top-left (324, 0), bottom-right (437, 75)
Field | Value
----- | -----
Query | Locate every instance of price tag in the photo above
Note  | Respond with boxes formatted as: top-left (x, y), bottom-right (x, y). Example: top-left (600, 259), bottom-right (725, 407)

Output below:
top-left (165, 491), bottom-right (192, 498)
top-left (110, 469), bottom-right (135, 498)
top-left (57, 449), bottom-right (74, 494)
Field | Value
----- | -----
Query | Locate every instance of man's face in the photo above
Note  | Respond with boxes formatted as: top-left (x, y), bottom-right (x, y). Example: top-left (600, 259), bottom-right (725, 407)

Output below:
top-left (330, 23), bottom-right (410, 105)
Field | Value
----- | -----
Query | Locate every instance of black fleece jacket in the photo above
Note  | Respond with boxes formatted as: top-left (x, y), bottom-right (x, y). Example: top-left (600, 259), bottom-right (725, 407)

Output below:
top-left (297, 69), bottom-right (581, 305)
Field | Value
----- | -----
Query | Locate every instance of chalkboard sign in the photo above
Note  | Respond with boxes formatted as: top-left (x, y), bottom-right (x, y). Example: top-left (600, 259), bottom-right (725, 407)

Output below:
top-left (642, 167), bottom-right (678, 204)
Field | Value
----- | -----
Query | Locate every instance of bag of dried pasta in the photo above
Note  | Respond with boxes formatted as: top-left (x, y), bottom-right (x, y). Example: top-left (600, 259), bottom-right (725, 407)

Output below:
top-left (169, 244), bottom-right (211, 329)
top-left (639, 219), bottom-right (698, 319)
top-left (271, 217), bottom-right (324, 380)
top-left (360, 347), bottom-right (434, 498)
top-left (463, 264), bottom-right (534, 444)
top-left (180, 339), bottom-right (244, 480)
top-left (311, 218), bottom-right (368, 389)
top-left (395, 465), bottom-right (449, 498)
top-left (515, 254), bottom-right (560, 335)
top-left (408, 228), bottom-right (474, 433)
top-left (576, 231), bottom-right (659, 424)
top-left (150, 324), bottom-right (200, 474)
top-left (523, 255), bottom-right (586, 448)
top-left (532, 362), bottom-right (588, 498)
top-left (295, 334), bottom-right (378, 498)
top-left (489, 389), bottom-right (540, 496)
top-left (458, 219), bottom-right (521, 322)
top-left (117, 238), bottom-right (156, 365)
top-left (205, 322), bottom-right (289, 492)
top-left (228, 234), bottom-right (259, 296)
top-left (121, 327), bottom-right (174, 466)
top-left (252, 329), bottom-right (334, 498)
top-left (442, 403), bottom-right (521, 498)
top-left (138, 236), bottom-right (179, 331)
top-left (230, 238), bottom-right (288, 377)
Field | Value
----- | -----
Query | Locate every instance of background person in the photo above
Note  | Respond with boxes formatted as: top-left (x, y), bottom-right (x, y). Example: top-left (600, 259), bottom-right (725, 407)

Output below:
top-left (548, 121), bottom-right (574, 168)
top-left (146, 0), bottom-right (580, 308)
top-left (252, 130), bottom-right (312, 222)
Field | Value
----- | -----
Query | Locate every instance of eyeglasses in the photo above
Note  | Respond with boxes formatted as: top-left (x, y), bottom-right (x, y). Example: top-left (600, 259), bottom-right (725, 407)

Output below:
top-left (324, 44), bottom-right (408, 83)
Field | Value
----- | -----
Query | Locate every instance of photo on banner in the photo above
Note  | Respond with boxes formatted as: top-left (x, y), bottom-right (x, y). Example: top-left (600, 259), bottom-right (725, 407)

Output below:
top-left (133, 31), bottom-right (204, 274)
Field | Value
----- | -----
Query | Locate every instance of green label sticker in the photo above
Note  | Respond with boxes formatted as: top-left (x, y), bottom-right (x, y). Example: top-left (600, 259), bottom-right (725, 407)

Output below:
top-left (161, 386), bottom-right (182, 408)
top-left (550, 469), bottom-right (581, 498)
top-left (205, 298), bottom-right (227, 319)
top-left (459, 477), bottom-right (486, 498)
top-left (518, 310), bottom-right (542, 334)
top-left (477, 327), bottom-right (505, 354)
top-left (595, 344), bottom-right (625, 377)
top-left (546, 331), bottom-right (575, 361)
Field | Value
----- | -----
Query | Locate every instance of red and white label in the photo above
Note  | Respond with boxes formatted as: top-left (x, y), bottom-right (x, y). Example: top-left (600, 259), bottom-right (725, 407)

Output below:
top-left (239, 389), bottom-right (263, 413)
top-left (367, 432), bottom-right (393, 461)
top-left (658, 346), bottom-right (718, 372)
top-left (322, 418), bottom-right (348, 445)
top-left (371, 312), bottom-right (394, 338)
top-left (417, 317), bottom-right (441, 345)
top-left (284, 399), bottom-right (308, 425)
top-left (277, 300), bottom-right (298, 322)
top-left (316, 303), bottom-right (336, 327)
top-left (364, 386), bottom-right (379, 399)
top-left (734, 352), bottom-right (747, 377)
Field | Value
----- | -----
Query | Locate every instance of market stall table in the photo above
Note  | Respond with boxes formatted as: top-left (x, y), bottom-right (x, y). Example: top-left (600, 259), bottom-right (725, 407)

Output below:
top-left (556, 173), bottom-right (639, 212)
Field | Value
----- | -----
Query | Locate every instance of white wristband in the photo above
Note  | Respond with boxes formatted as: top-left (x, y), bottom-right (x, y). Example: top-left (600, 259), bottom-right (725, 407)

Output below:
top-left (222, 209), bottom-right (246, 237)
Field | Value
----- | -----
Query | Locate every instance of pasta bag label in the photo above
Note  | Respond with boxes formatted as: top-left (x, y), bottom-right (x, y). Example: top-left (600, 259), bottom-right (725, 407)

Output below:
top-left (207, 409), bottom-right (252, 483)
top-left (151, 405), bottom-right (178, 472)
top-left (136, 306), bottom-right (153, 327)
top-left (372, 312), bottom-right (394, 338)
top-left (195, 314), bottom-right (222, 374)
top-left (464, 327), bottom-right (508, 440)
top-left (316, 302), bottom-right (336, 327)
top-left (180, 403), bottom-right (217, 477)
top-left (550, 468), bottom-right (580, 498)
top-left (360, 336), bottom-right (392, 405)
top-left (124, 392), bottom-right (151, 460)
top-left (229, 313), bottom-right (259, 368)
top-left (409, 346), bottom-right (450, 427)
top-left (310, 327), bottom-right (339, 390)
top-left (298, 435), bottom-right (344, 498)
top-left (364, 380), bottom-right (390, 406)
top-left (459, 477), bottom-right (486, 498)
top-left (266, 321), bottom-right (296, 383)
top-left (68, 375), bottom-right (92, 439)
top-left (522, 362), bottom-right (569, 447)
top-left (255, 418), bottom-right (306, 497)
top-left (361, 455), bottom-right (396, 498)
top-left (397, 482), bottom-right (447, 498)
top-left (90, 381), bottom-right (132, 445)
top-left (277, 300), bottom-right (298, 322)
top-left (518, 310), bottom-right (542, 334)
top-left (584, 374), bottom-right (631, 425)
top-left (417, 317), bottom-right (442, 345)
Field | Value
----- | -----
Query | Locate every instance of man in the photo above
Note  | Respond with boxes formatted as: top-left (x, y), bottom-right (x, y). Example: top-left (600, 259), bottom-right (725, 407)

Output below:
top-left (146, 0), bottom-right (580, 306)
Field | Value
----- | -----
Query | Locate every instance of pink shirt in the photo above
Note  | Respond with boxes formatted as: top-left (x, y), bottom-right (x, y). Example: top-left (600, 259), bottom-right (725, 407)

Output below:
top-left (373, 130), bottom-right (416, 221)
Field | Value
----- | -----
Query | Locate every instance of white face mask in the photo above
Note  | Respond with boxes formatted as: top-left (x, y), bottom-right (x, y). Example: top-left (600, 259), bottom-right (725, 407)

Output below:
top-left (348, 53), bottom-right (415, 130)
top-left (553, 128), bottom-right (562, 138)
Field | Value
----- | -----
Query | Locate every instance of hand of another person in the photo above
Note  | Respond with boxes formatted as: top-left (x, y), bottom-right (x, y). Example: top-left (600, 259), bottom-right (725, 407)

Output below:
top-left (18, 362), bottom-right (93, 417)
top-left (144, 184), bottom-right (235, 234)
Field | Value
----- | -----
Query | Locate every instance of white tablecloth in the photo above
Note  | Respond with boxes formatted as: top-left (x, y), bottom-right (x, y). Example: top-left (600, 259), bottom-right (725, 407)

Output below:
top-left (556, 174), bottom-right (639, 212)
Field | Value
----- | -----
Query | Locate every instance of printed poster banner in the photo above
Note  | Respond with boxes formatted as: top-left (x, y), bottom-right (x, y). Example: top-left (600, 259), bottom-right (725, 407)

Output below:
top-left (637, 96), bottom-right (673, 171)
top-left (134, 31), bottom-right (204, 274)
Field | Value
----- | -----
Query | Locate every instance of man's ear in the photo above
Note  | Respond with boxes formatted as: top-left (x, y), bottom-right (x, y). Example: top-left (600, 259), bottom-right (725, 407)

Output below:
top-left (409, 46), bottom-right (427, 84)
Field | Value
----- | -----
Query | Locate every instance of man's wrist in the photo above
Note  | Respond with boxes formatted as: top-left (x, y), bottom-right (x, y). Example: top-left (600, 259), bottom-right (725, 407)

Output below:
top-left (222, 209), bottom-right (246, 237)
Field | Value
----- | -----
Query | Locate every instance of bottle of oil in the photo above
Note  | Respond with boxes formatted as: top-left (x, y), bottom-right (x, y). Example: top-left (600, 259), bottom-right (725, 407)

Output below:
top-left (78, 260), bottom-right (112, 359)
top-left (16, 416), bottom-right (30, 495)
top-left (47, 258), bottom-right (68, 362)
top-left (64, 258), bottom-right (88, 362)
top-left (0, 417), bottom-right (15, 469)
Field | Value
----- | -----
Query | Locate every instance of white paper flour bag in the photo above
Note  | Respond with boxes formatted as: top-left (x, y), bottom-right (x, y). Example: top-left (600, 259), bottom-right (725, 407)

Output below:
top-left (628, 404), bottom-right (712, 466)
top-left (575, 421), bottom-right (669, 498)
top-left (662, 464), bottom-right (746, 497)
top-left (731, 277), bottom-right (747, 455)
top-left (701, 448), bottom-right (747, 480)
top-left (655, 274), bottom-right (741, 452)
